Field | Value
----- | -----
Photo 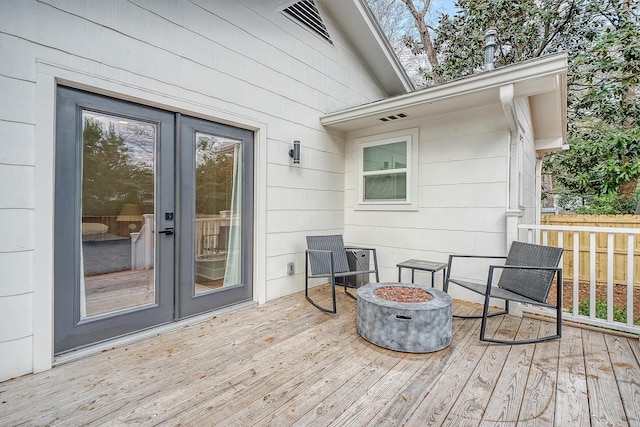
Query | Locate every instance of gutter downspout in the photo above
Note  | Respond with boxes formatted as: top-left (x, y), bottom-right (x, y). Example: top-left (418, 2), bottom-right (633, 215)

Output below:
top-left (500, 84), bottom-right (522, 250)
top-left (501, 83), bottom-right (524, 317)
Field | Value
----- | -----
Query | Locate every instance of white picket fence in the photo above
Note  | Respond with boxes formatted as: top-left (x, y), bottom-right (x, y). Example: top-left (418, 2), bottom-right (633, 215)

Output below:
top-left (519, 223), bottom-right (640, 335)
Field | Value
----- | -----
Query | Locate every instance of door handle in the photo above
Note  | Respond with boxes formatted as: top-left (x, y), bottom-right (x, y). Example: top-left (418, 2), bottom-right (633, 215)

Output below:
top-left (159, 227), bottom-right (174, 236)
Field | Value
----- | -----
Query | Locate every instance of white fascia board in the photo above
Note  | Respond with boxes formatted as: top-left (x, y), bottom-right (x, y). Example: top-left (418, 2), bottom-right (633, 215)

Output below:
top-left (319, 0), bottom-right (413, 96)
top-left (322, 52), bottom-right (568, 132)
top-left (535, 137), bottom-right (565, 153)
top-left (352, 0), bottom-right (414, 93)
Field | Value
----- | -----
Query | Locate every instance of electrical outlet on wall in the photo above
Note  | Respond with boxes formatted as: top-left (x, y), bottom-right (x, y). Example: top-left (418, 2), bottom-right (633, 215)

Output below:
top-left (287, 262), bottom-right (295, 275)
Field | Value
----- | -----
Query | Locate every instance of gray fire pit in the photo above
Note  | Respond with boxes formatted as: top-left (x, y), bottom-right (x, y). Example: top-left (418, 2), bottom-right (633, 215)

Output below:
top-left (356, 283), bottom-right (452, 353)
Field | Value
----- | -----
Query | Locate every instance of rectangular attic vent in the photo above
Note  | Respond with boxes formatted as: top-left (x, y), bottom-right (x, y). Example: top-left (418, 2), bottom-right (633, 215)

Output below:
top-left (379, 113), bottom-right (408, 122)
top-left (283, 0), bottom-right (333, 44)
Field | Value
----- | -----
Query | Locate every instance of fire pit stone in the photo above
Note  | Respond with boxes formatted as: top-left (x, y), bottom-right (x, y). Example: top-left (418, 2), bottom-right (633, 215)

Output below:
top-left (356, 283), bottom-right (452, 353)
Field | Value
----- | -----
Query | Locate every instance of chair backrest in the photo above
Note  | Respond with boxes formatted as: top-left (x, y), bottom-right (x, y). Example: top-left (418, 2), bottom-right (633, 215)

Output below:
top-left (306, 235), bottom-right (350, 275)
top-left (498, 241), bottom-right (563, 302)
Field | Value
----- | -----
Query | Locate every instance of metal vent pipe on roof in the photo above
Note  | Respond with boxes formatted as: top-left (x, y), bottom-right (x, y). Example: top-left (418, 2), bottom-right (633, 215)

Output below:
top-left (483, 28), bottom-right (498, 71)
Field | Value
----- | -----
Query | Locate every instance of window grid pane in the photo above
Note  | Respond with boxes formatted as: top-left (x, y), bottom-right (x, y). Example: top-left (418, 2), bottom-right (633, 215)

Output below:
top-left (363, 141), bottom-right (407, 172)
top-left (364, 172), bottom-right (407, 200)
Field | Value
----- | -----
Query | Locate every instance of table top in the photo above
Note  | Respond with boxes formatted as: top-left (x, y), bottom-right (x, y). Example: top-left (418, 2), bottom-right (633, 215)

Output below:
top-left (396, 259), bottom-right (447, 271)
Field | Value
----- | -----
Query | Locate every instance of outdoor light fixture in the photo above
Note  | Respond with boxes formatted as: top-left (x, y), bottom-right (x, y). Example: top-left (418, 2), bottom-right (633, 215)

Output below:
top-left (289, 140), bottom-right (300, 164)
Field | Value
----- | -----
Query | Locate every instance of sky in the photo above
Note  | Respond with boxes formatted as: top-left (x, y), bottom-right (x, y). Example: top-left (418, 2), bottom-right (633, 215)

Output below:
top-left (431, 0), bottom-right (458, 16)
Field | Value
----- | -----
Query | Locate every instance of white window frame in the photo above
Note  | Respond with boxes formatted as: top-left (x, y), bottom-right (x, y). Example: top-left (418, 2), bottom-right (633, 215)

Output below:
top-left (355, 128), bottom-right (419, 211)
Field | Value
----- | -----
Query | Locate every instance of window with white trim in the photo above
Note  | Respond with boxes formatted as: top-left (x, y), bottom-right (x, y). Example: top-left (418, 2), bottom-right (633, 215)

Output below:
top-left (356, 128), bottom-right (419, 210)
top-left (363, 141), bottom-right (407, 200)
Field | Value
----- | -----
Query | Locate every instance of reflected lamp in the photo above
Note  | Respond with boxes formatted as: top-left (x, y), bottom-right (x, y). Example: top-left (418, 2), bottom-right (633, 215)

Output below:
top-left (117, 203), bottom-right (143, 231)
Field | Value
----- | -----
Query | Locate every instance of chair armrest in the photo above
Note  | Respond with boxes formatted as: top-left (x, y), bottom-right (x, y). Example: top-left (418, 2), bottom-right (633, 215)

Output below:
top-left (485, 264), bottom-right (563, 298)
top-left (448, 254), bottom-right (507, 261)
top-left (446, 254), bottom-right (506, 279)
top-left (345, 246), bottom-right (376, 252)
top-left (489, 264), bottom-right (562, 272)
top-left (344, 247), bottom-right (379, 281)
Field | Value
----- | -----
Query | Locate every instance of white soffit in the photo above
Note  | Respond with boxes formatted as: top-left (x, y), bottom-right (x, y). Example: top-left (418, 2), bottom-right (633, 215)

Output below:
top-left (321, 52), bottom-right (568, 141)
top-left (319, 0), bottom-right (413, 96)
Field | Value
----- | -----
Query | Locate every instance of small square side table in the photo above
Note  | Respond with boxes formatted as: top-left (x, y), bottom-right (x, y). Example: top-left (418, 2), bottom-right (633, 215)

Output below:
top-left (396, 259), bottom-right (448, 288)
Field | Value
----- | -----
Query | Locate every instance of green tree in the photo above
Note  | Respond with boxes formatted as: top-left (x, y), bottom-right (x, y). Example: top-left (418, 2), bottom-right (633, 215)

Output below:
top-left (544, 0), bottom-right (639, 213)
top-left (368, 0), bottom-right (640, 213)
top-left (82, 118), bottom-right (153, 215)
top-left (431, 0), bottom-right (583, 81)
top-left (195, 136), bottom-right (234, 215)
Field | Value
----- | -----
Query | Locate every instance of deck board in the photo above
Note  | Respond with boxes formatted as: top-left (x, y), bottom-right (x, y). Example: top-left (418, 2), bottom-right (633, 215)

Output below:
top-left (584, 330), bottom-right (629, 426)
top-left (1, 284), bottom-right (639, 426)
top-left (604, 333), bottom-right (640, 425)
top-left (518, 321), bottom-right (560, 426)
top-left (554, 325), bottom-right (590, 426)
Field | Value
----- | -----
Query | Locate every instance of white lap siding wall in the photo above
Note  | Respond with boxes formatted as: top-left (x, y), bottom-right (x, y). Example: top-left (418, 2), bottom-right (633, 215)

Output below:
top-left (0, 0), bottom-right (391, 380)
top-left (344, 103), bottom-right (515, 303)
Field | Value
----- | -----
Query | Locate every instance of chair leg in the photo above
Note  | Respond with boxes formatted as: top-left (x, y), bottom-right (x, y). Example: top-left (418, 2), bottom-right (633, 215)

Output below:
top-left (480, 301), bottom-right (561, 344)
top-left (453, 310), bottom-right (507, 319)
top-left (481, 328), bottom-right (561, 345)
top-left (481, 273), bottom-right (562, 345)
top-left (344, 285), bottom-right (357, 300)
top-left (479, 293), bottom-right (493, 341)
top-left (453, 298), bottom-right (508, 320)
top-left (305, 279), bottom-right (338, 314)
top-left (305, 255), bottom-right (338, 314)
top-left (556, 271), bottom-right (563, 339)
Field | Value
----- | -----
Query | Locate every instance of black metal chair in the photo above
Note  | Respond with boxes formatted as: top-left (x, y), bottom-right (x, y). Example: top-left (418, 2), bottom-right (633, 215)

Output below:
top-left (445, 241), bottom-right (563, 344)
top-left (305, 235), bottom-right (379, 314)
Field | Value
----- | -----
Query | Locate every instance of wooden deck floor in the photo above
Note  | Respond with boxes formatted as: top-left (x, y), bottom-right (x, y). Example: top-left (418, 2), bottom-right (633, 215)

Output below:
top-left (1, 284), bottom-right (639, 426)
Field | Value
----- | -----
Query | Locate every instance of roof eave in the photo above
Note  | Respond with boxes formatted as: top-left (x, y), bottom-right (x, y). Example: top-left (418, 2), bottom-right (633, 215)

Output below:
top-left (319, 0), bottom-right (414, 96)
top-left (321, 53), bottom-right (568, 151)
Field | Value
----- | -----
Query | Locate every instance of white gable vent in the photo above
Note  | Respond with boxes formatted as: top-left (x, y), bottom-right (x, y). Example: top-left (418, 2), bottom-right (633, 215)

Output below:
top-left (283, 0), bottom-right (333, 45)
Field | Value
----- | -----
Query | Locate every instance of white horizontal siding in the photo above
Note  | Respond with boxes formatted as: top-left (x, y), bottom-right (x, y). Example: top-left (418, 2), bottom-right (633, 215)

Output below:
top-left (344, 104), bottom-right (511, 283)
top-left (266, 187), bottom-right (343, 212)
top-left (420, 181), bottom-right (507, 208)
top-left (0, 337), bottom-right (32, 380)
top-left (0, 76), bottom-right (35, 123)
top-left (1, 0), bottom-right (391, 379)
top-left (0, 210), bottom-right (33, 253)
top-left (0, 121), bottom-right (35, 165)
top-left (0, 293), bottom-right (33, 342)
top-left (420, 158), bottom-right (507, 187)
top-left (0, 165), bottom-right (34, 208)
top-left (0, 251), bottom-right (34, 296)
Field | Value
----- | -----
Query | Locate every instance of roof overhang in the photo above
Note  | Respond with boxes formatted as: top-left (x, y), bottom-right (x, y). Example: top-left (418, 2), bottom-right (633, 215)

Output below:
top-left (319, 0), bottom-right (414, 96)
top-left (321, 52), bottom-right (568, 153)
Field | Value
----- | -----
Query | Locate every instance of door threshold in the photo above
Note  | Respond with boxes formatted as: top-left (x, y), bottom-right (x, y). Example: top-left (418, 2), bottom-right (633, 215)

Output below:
top-left (53, 300), bottom-right (257, 366)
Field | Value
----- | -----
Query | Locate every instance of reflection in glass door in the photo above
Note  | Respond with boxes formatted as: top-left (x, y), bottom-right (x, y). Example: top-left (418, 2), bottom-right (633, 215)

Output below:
top-left (80, 111), bottom-right (156, 318)
top-left (178, 116), bottom-right (253, 318)
top-left (193, 132), bottom-right (242, 294)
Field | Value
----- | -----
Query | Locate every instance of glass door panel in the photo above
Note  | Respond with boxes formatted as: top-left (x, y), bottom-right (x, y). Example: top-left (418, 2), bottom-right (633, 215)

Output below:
top-left (194, 132), bottom-right (242, 295)
top-left (80, 111), bottom-right (156, 318)
top-left (178, 116), bottom-right (253, 317)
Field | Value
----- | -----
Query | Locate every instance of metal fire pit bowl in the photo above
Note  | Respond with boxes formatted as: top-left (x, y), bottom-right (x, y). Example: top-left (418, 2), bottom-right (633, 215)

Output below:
top-left (356, 283), bottom-right (452, 353)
